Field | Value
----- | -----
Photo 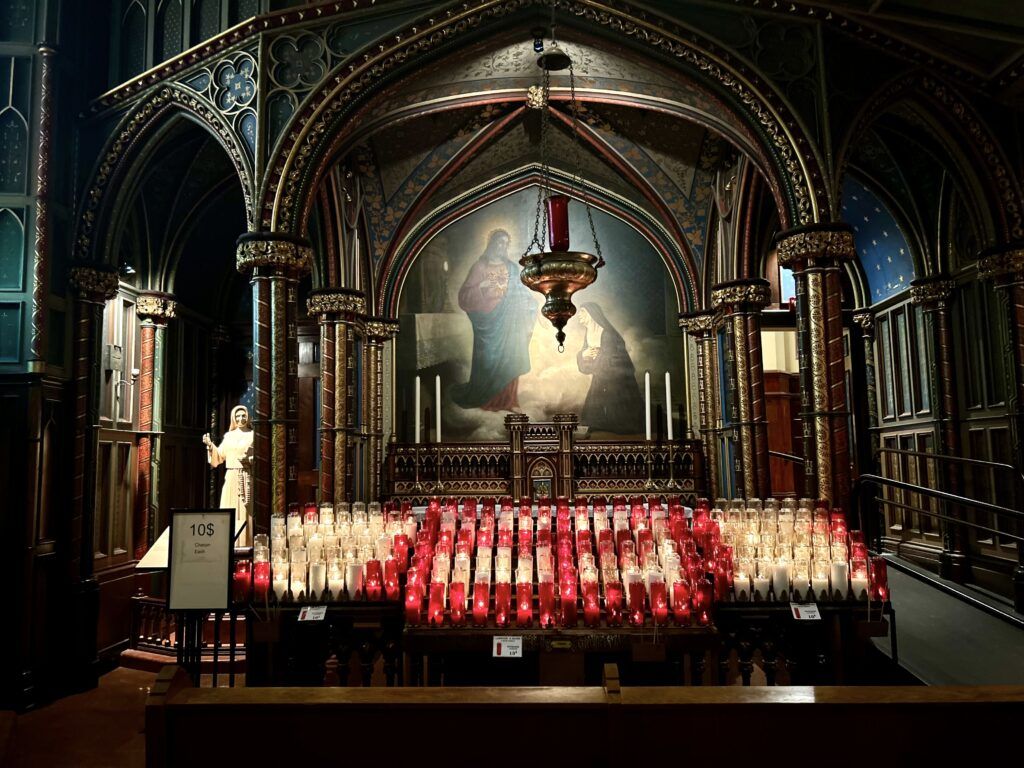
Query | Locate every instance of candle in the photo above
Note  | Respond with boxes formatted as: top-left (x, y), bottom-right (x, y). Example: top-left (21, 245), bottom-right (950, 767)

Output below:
top-left (869, 556), bottom-right (889, 600)
top-left (538, 574), bottom-right (556, 628)
top-left (428, 581), bottom-right (446, 626)
top-left (664, 371), bottom-right (673, 441)
top-left (364, 559), bottom-right (383, 600)
top-left (650, 577), bottom-right (669, 625)
top-left (671, 580), bottom-right (690, 625)
top-left (384, 557), bottom-right (400, 600)
top-left (253, 560), bottom-right (271, 600)
top-left (830, 560), bottom-right (849, 600)
top-left (346, 561), bottom-right (363, 599)
top-left (851, 558), bottom-right (869, 600)
top-left (771, 563), bottom-right (790, 601)
top-left (694, 579), bottom-right (713, 626)
top-left (272, 560), bottom-right (288, 601)
top-left (494, 581), bottom-right (511, 628)
top-left (414, 375), bottom-right (421, 443)
top-left (309, 561), bottom-right (327, 600)
top-left (435, 375), bottom-right (442, 443)
top-left (560, 577), bottom-right (578, 628)
top-left (517, 581), bottom-right (533, 627)
top-left (290, 561), bottom-right (307, 600)
top-left (606, 581), bottom-right (622, 626)
top-left (811, 559), bottom-right (830, 601)
top-left (626, 570), bottom-right (645, 626)
top-left (405, 584), bottom-right (422, 625)
top-left (232, 559), bottom-right (252, 603)
top-left (473, 578), bottom-right (489, 626)
top-left (752, 575), bottom-right (770, 602)
top-left (327, 564), bottom-right (344, 600)
top-left (583, 582), bottom-right (600, 627)
top-left (644, 371), bottom-right (652, 441)
top-left (733, 574), bottom-right (750, 601)
top-left (449, 581), bottom-right (466, 626)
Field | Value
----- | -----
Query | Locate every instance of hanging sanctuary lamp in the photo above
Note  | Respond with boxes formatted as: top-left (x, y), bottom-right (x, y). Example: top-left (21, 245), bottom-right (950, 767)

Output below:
top-left (519, 27), bottom-right (604, 352)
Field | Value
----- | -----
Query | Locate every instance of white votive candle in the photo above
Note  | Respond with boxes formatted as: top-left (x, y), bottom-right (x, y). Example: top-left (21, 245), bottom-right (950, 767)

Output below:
top-left (851, 577), bottom-right (869, 600)
top-left (733, 574), bottom-right (750, 601)
top-left (309, 561), bottom-right (327, 600)
top-left (753, 575), bottom-right (770, 601)
top-left (772, 563), bottom-right (790, 600)
top-left (830, 561), bottom-right (849, 599)
top-left (346, 561), bottom-right (363, 597)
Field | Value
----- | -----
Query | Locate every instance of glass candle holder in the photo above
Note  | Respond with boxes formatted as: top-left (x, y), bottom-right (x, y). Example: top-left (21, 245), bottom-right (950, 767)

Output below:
top-left (850, 557), bottom-right (869, 600)
top-left (428, 581), bottom-right (446, 626)
top-left (384, 557), bottom-right (400, 600)
top-left (649, 574), bottom-right (668, 626)
top-left (516, 581), bottom-right (533, 627)
top-left (346, 560), bottom-right (363, 599)
top-left (449, 581), bottom-right (466, 626)
top-left (494, 581), bottom-right (511, 628)
top-left (290, 561), bottom-right (308, 601)
top-left (232, 559), bottom-right (252, 603)
top-left (672, 580), bottom-right (691, 625)
top-left (694, 578), bottom-right (713, 626)
top-left (272, 560), bottom-right (289, 601)
top-left (327, 560), bottom-right (344, 600)
top-left (869, 556), bottom-right (889, 600)
top-left (253, 557), bottom-right (271, 601)
top-left (364, 559), bottom-right (383, 601)
top-left (560, 576), bottom-right (578, 628)
top-left (626, 569), bottom-right (645, 626)
top-left (473, 577), bottom-right (490, 627)
top-left (309, 560), bottom-right (327, 601)
top-left (538, 572), bottom-right (556, 629)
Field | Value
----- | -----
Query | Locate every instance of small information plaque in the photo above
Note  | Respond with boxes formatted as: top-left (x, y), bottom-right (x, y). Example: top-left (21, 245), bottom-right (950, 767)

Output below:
top-left (492, 636), bottom-right (524, 658)
top-left (298, 605), bottom-right (327, 622)
top-left (791, 603), bottom-right (821, 621)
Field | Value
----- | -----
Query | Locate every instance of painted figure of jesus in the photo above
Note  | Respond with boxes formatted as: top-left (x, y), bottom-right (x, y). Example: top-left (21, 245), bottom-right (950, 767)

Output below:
top-left (452, 228), bottom-right (536, 411)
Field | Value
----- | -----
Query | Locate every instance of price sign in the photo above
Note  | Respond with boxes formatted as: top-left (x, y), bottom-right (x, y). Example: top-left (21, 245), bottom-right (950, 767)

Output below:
top-left (492, 636), bottom-right (524, 658)
top-left (168, 509), bottom-right (233, 611)
top-left (791, 603), bottom-right (821, 621)
top-left (299, 605), bottom-right (327, 622)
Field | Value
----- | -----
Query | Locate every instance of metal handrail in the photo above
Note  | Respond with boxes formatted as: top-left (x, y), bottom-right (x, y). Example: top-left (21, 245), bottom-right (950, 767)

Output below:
top-left (769, 450), bottom-right (805, 465)
top-left (859, 474), bottom-right (1024, 543)
top-left (877, 447), bottom-right (1024, 487)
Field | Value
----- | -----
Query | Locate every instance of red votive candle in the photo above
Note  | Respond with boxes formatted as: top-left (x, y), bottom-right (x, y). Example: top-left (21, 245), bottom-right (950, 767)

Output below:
top-left (498, 528), bottom-right (514, 548)
top-left (428, 582), bottom-right (446, 626)
top-left (232, 559), bottom-right (252, 603)
top-left (253, 560), bottom-right (270, 600)
top-left (449, 581), bottom-right (466, 626)
top-left (605, 581), bottom-right (623, 626)
top-left (627, 580), bottom-right (645, 627)
top-left (384, 557), bottom-right (400, 601)
top-left (694, 579), bottom-right (713, 626)
top-left (538, 576), bottom-right (556, 628)
top-left (364, 559), bottom-right (383, 601)
top-left (672, 580), bottom-right (691, 625)
top-left (560, 579), bottom-right (578, 627)
top-left (869, 557), bottom-right (889, 601)
top-left (405, 585), bottom-right (422, 625)
top-left (473, 580), bottom-right (489, 626)
top-left (393, 534), bottom-right (410, 573)
top-left (651, 581), bottom-right (669, 626)
top-left (583, 582), bottom-right (600, 627)
top-left (516, 582), bottom-right (533, 627)
top-left (495, 582), bottom-right (511, 628)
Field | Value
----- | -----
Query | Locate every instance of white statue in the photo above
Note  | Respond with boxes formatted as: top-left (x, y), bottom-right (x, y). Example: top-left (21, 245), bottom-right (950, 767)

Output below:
top-left (203, 405), bottom-right (254, 545)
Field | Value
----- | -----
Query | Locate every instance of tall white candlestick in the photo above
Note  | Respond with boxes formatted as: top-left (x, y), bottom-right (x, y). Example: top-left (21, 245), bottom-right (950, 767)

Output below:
top-left (644, 371), bottom-right (652, 441)
top-left (414, 375), bottom-right (421, 444)
top-left (435, 375), bottom-right (442, 443)
top-left (664, 371), bottom-right (673, 441)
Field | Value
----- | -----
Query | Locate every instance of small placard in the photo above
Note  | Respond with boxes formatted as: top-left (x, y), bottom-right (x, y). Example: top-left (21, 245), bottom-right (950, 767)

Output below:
top-left (492, 636), bottom-right (523, 658)
top-left (298, 605), bottom-right (327, 622)
top-left (791, 603), bottom-right (821, 621)
top-left (167, 509), bottom-right (233, 612)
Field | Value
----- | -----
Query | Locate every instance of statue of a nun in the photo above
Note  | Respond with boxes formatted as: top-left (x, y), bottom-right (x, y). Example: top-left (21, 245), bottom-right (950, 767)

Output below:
top-left (203, 404), bottom-right (254, 545)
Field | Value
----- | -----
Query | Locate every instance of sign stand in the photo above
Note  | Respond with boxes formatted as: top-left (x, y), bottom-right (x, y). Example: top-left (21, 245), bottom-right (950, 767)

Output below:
top-left (167, 508), bottom-right (234, 685)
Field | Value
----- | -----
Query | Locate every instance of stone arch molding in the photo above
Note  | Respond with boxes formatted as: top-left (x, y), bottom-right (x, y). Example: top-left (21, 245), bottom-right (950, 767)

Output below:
top-left (74, 83), bottom-right (256, 264)
top-left (261, 0), bottom-right (830, 237)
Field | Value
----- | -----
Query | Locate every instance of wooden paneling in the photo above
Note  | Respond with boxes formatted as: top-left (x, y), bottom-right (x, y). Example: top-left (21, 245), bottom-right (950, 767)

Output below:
top-left (764, 371), bottom-right (800, 496)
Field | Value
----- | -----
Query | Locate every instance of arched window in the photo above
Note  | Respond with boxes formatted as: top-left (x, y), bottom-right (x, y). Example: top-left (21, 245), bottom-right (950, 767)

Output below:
top-left (0, 207), bottom-right (24, 289)
top-left (156, 0), bottom-right (184, 62)
top-left (0, 107), bottom-right (28, 194)
top-left (120, 0), bottom-right (147, 81)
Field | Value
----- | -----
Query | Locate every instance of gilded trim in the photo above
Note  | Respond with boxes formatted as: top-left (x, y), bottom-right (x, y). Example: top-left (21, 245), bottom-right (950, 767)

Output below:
top-left (69, 266), bottom-right (119, 301)
top-left (136, 292), bottom-right (177, 320)
top-left (236, 236), bottom-right (313, 273)
top-left (307, 289), bottom-right (366, 317)
top-left (978, 247), bottom-right (1024, 281)
top-left (710, 280), bottom-right (771, 310)
top-left (910, 278), bottom-right (955, 308)
top-left (776, 227), bottom-right (856, 268)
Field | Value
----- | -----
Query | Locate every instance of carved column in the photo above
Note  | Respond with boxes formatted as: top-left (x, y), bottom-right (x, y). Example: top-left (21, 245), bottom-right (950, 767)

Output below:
top-left (362, 317), bottom-right (399, 502)
top-left (134, 292), bottom-right (175, 559)
top-left (712, 279), bottom-right (771, 499)
top-left (236, 234), bottom-right (312, 529)
top-left (851, 312), bottom-right (879, 459)
top-left (679, 311), bottom-right (719, 499)
top-left (308, 289), bottom-right (366, 505)
top-left (29, 44), bottom-right (56, 372)
top-left (506, 414), bottom-right (529, 500)
top-left (910, 275), bottom-right (965, 578)
top-left (554, 413), bottom-right (578, 498)
top-left (776, 224), bottom-right (855, 510)
top-left (68, 264), bottom-right (119, 687)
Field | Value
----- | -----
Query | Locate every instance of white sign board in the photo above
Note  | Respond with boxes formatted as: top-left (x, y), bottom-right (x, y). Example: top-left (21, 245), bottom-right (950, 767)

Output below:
top-left (790, 603), bottom-right (821, 621)
top-left (168, 509), bottom-right (233, 611)
top-left (492, 636), bottom-right (523, 658)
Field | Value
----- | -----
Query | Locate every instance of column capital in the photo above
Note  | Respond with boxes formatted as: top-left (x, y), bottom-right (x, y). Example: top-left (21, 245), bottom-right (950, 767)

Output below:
top-left (362, 316), bottom-right (400, 342)
top-left (710, 279), bottom-right (771, 311)
top-left (774, 223), bottom-right (856, 269)
top-left (136, 291), bottom-right (177, 322)
top-left (235, 232), bottom-right (313, 275)
top-left (678, 310), bottom-right (716, 336)
top-left (978, 242), bottom-right (1024, 282)
top-left (852, 310), bottom-right (875, 337)
top-left (69, 264), bottom-right (119, 302)
top-left (910, 275), bottom-right (955, 309)
top-left (307, 288), bottom-right (366, 318)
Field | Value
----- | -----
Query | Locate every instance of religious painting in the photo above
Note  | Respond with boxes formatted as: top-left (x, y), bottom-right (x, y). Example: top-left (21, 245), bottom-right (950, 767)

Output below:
top-left (396, 188), bottom-right (685, 442)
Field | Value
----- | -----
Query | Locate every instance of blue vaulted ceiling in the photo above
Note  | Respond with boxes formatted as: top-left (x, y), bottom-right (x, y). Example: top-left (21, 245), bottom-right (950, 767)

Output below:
top-left (841, 176), bottom-right (916, 303)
